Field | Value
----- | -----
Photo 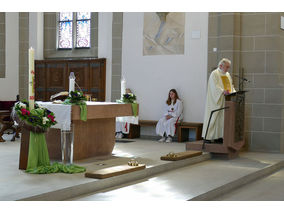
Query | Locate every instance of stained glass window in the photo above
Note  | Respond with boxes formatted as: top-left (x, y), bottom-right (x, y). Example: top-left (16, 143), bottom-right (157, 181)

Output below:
top-left (76, 12), bottom-right (91, 48)
top-left (58, 12), bottom-right (73, 49)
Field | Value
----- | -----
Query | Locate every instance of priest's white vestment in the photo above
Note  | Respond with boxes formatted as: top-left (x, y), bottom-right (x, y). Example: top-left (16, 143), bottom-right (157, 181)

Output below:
top-left (202, 68), bottom-right (236, 140)
top-left (156, 99), bottom-right (183, 137)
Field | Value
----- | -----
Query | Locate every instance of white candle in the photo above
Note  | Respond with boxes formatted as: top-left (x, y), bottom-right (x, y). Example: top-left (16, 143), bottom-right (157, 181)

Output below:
top-left (28, 47), bottom-right (35, 110)
top-left (121, 77), bottom-right (126, 99)
top-left (69, 72), bottom-right (75, 93)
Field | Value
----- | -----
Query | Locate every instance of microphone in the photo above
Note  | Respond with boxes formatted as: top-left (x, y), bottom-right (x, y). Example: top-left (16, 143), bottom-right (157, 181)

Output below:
top-left (233, 74), bottom-right (251, 82)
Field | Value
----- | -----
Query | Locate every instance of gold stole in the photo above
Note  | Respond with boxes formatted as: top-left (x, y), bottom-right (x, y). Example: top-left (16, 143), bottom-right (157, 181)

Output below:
top-left (220, 75), bottom-right (231, 93)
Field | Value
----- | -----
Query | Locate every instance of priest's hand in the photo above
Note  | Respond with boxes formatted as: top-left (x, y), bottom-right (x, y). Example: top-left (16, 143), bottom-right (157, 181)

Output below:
top-left (166, 115), bottom-right (173, 120)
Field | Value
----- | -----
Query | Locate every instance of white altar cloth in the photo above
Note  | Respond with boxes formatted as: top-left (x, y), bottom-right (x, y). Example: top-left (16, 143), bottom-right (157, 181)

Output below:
top-left (36, 101), bottom-right (72, 131)
top-left (36, 101), bottom-right (137, 130)
top-left (36, 101), bottom-right (126, 131)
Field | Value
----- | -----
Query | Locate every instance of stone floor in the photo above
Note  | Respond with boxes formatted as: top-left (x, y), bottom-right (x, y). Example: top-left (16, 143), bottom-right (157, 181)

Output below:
top-left (214, 168), bottom-right (284, 201)
top-left (0, 134), bottom-right (186, 201)
top-left (1, 133), bottom-right (284, 201)
top-left (70, 154), bottom-right (276, 201)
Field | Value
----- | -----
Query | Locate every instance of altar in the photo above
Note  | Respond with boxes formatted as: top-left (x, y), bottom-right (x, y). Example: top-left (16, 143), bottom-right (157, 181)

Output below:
top-left (19, 102), bottom-right (138, 169)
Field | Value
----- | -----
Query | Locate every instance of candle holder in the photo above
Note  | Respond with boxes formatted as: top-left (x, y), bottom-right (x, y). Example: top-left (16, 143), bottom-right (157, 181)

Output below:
top-left (128, 158), bottom-right (139, 166)
top-left (166, 152), bottom-right (177, 158)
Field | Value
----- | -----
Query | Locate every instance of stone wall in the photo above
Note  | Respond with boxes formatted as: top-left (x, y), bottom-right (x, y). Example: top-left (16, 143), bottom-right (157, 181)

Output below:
top-left (19, 12), bottom-right (29, 100)
top-left (0, 13), bottom-right (5, 78)
top-left (44, 12), bottom-right (98, 59)
top-left (208, 12), bottom-right (284, 152)
top-left (111, 12), bottom-right (123, 101)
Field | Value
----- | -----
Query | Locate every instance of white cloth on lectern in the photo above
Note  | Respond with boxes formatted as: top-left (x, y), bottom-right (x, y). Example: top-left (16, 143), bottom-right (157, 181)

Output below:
top-left (36, 101), bottom-right (71, 131)
top-left (201, 69), bottom-right (236, 140)
top-left (156, 99), bottom-right (183, 137)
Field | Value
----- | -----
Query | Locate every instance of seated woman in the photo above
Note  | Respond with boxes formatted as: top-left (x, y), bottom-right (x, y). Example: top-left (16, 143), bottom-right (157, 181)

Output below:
top-left (156, 89), bottom-right (183, 142)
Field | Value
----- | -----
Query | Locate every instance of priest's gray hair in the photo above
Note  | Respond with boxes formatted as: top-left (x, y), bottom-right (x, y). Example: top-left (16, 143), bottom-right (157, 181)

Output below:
top-left (218, 58), bottom-right (231, 68)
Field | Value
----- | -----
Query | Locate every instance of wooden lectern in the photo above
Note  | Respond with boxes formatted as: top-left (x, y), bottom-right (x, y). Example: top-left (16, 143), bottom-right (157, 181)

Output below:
top-left (186, 91), bottom-right (246, 159)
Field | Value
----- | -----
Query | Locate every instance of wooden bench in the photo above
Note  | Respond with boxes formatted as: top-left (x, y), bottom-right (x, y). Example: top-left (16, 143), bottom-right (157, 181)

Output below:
top-left (177, 122), bottom-right (203, 142)
top-left (128, 120), bottom-right (203, 142)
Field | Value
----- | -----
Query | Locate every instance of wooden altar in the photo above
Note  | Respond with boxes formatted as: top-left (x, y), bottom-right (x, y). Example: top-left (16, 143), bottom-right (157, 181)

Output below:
top-left (186, 91), bottom-right (246, 159)
top-left (19, 103), bottom-right (138, 169)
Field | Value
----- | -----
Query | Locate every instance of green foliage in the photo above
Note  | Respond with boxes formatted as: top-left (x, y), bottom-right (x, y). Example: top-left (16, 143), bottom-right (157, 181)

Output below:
top-left (64, 90), bottom-right (87, 105)
top-left (122, 93), bottom-right (137, 103)
top-left (14, 100), bottom-right (57, 130)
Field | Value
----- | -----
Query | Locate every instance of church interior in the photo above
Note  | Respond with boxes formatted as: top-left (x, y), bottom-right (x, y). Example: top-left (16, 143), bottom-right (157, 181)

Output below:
top-left (1, 9), bottom-right (284, 205)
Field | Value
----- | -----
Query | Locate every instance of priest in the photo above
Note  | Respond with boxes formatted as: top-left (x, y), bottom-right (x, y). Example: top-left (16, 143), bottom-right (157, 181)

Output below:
top-left (202, 58), bottom-right (236, 143)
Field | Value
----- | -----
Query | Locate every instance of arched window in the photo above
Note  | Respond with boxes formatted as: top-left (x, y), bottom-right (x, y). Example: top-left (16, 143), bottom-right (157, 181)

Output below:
top-left (76, 12), bottom-right (91, 48)
top-left (58, 12), bottom-right (91, 49)
top-left (58, 12), bottom-right (73, 49)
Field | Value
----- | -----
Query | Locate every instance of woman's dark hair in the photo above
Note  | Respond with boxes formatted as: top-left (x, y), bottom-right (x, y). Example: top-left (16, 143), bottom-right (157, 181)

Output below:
top-left (166, 89), bottom-right (180, 105)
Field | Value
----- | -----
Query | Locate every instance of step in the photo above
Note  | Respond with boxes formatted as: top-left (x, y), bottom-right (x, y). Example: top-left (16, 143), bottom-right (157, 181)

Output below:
top-left (19, 153), bottom-right (210, 201)
top-left (70, 157), bottom-right (284, 201)
top-left (214, 168), bottom-right (284, 201)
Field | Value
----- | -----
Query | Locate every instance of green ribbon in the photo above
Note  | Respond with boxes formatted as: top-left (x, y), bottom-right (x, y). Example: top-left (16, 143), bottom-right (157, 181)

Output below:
top-left (79, 104), bottom-right (87, 121)
top-left (26, 132), bottom-right (86, 174)
top-left (26, 132), bottom-right (50, 171)
top-left (26, 162), bottom-right (86, 174)
top-left (64, 99), bottom-right (87, 122)
top-left (131, 103), bottom-right (138, 117)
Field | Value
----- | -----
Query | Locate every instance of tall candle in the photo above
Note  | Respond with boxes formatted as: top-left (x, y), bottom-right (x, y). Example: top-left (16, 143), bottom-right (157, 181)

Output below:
top-left (69, 72), bottom-right (76, 93)
top-left (28, 47), bottom-right (35, 110)
top-left (121, 76), bottom-right (126, 99)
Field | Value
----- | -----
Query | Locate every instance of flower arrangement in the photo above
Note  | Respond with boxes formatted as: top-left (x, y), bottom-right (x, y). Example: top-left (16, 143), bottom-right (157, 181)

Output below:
top-left (116, 92), bottom-right (138, 116)
top-left (14, 101), bottom-right (57, 132)
top-left (64, 90), bottom-right (87, 105)
top-left (122, 93), bottom-right (137, 104)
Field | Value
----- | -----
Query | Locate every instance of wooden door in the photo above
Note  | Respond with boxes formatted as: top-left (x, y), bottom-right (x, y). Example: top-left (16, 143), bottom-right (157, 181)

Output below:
top-left (35, 62), bottom-right (46, 101)
top-left (67, 61), bottom-right (90, 94)
top-left (46, 62), bottom-right (67, 100)
top-left (90, 59), bottom-right (106, 101)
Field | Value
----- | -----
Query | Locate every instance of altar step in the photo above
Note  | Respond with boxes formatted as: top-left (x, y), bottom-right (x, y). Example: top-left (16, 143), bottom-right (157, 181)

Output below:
top-left (70, 155), bottom-right (284, 201)
top-left (16, 151), bottom-right (284, 201)
top-left (19, 153), bottom-right (211, 201)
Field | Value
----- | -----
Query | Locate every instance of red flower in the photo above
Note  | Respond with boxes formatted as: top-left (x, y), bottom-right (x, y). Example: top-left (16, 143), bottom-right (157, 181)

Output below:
top-left (21, 108), bottom-right (30, 116)
top-left (47, 114), bottom-right (55, 122)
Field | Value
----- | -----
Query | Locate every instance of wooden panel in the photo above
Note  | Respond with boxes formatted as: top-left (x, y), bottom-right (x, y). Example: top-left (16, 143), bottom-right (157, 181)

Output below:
top-left (160, 151), bottom-right (202, 161)
top-left (85, 164), bottom-right (146, 179)
top-left (180, 122), bottom-right (203, 127)
top-left (73, 118), bottom-right (115, 160)
top-left (35, 62), bottom-right (46, 101)
top-left (35, 58), bottom-right (106, 102)
top-left (224, 101), bottom-right (245, 151)
top-left (127, 124), bottom-right (140, 139)
top-left (71, 103), bottom-right (136, 120)
top-left (19, 128), bottom-right (29, 170)
top-left (46, 62), bottom-right (67, 99)
top-left (68, 62), bottom-right (89, 93)
top-left (90, 59), bottom-right (106, 101)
